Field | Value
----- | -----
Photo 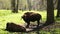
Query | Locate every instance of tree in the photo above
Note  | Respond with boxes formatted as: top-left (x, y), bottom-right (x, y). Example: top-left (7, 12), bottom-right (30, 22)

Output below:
top-left (11, 0), bottom-right (18, 13)
top-left (46, 0), bottom-right (54, 24)
top-left (40, 0), bottom-right (54, 28)
top-left (15, 0), bottom-right (19, 12)
top-left (56, 0), bottom-right (60, 18)
top-left (27, 0), bottom-right (31, 11)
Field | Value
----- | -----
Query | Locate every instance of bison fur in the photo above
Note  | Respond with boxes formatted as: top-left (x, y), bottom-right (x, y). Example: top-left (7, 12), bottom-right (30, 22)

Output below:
top-left (22, 12), bottom-right (42, 28)
top-left (6, 22), bottom-right (26, 32)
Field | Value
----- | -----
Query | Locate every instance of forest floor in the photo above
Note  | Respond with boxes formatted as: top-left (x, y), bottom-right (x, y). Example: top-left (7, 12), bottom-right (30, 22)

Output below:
top-left (0, 10), bottom-right (60, 34)
top-left (42, 22), bottom-right (60, 31)
top-left (23, 21), bottom-right (60, 32)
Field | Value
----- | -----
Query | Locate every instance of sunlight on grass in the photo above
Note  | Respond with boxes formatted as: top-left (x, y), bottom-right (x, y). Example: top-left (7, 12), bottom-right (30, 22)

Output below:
top-left (0, 10), bottom-right (59, 34)
top-left (0, 10), bottom-right (12, 16)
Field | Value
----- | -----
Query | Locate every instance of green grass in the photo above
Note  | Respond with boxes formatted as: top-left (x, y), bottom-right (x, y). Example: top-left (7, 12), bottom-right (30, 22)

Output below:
top-left (0, 10), bottom-right (60, 34)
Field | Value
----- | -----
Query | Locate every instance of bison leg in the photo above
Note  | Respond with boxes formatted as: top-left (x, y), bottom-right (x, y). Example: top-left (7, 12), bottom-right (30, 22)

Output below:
top-left (37, 20), bottom-right (40, 27)
top-left (26, 22), bottom-right (30, 28)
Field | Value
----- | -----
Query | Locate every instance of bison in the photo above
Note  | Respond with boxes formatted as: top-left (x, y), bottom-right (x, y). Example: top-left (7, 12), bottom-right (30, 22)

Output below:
top-left (6, 22), bottom-right (26, 32)
top-left (22, 12), bottom-right (42, 28)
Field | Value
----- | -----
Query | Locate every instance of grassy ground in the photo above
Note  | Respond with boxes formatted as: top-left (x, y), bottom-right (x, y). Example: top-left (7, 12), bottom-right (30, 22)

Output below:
top-left (0, 10), bottom-right (60, 34)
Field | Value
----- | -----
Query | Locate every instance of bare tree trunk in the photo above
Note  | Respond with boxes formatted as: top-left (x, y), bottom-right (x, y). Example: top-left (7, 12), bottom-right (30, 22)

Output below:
top-left (11, 0), bottom-right (15, 13)
top-left (56, 0), bottom-right (60, 18)
top-left (40, 0), bottom-right (54, 28)
top-left (15, 0), bottom-right (19, 13)
top-left (46, 0), bottom-right (54, 24)
top-left (11, 0), bottom-right (18, 13)
top-left (27, 0), bottom-right (31, 11)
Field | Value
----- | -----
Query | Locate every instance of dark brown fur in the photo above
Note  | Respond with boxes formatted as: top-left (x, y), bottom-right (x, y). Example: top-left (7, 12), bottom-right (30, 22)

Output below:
top-left (6, 22), bottom-right (26, 32)
top-left (22, 12), bottom-right (42, 28)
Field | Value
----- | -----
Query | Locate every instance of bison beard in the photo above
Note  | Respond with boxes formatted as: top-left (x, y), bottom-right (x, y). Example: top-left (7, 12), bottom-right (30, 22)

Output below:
top-left (22, 12), bottom-right (42, 28)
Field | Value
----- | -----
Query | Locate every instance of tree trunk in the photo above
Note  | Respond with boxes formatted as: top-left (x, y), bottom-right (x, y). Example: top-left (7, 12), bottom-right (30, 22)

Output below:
top-left (11, 0), bottom-right (15, 13)
top-left (56, 0), bottom-right (60, 18)
top-left (11, 0), bottom-right (18, 13)
top-left (41, 0), bottom-right (54, 27)
top-left (15, 0), bottom-right (19, 13)
top-left (27, 0), bottom-right (31, 11)
top-left (46, 0), bottom-right (54, 24)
